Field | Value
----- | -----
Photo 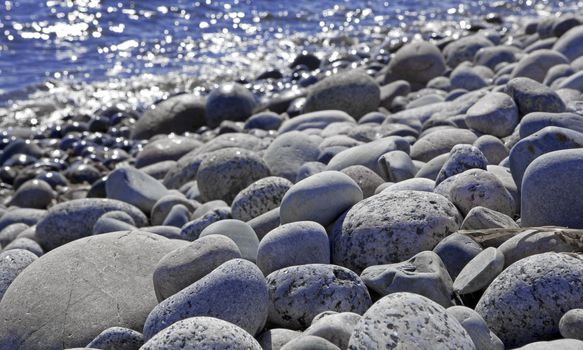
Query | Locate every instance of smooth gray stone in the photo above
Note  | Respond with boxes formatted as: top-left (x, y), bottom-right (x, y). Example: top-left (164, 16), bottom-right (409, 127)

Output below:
top-left (453, 247), bottom-right (504, 294)
top-left (266, 264), bottom-right (371, 329)
top-left (348, 292), bottom-right (475, 349)
top-left (340, 165), bottom-right (385, 198)
top-left (474, 135), bottom-right (509, 165)
top-left (514, 339), bottom-right (583, 350)
top-left (161, 151), bottom-right (208, 190)
top-left (140, 160), bottom-right (178, 180)
top-left (263, 131), bottom-right (320, 181)
top-left (92, 217), bottom-right (135, 235)
top-left (144, 259), bottom-right (268, 339)
top-left (302, 70), bottom-right (380, 119)
top-left (244, 111), bottom-right (286, 130)
top-left (131, 94), bottom-right (205, 139)
top-left (106, 166), bottom-right (169, 213)
top-left (197, 147), bottom-right (270, 203)
top-left (86, 327), bottom-right (143, 350)
top-left (461, 206), bottom-right (519, 230)
top-left (205, 83), bottom-right (256, 128)
top-left (435, 144), bottom-right (488, 185)
top-left (140, 225), bottom-right (182, 239)
top-left (497, 228), bottom-right (581, 268)
top-left (280, 171), bottom-right (362, 227)
top-left (153, 234), bottom-right (241, 301)
top-left (559, 309), bottom-right (583, 340)
top-left (9, 179), bottom-right (55, 209)
top-left (553, 25), bottom-right (583, 61)
top-left (151, 194), bottom-right (197, 226)
top-left (450, 65), bottom-right (488, 91)
top-left (326, 136), bottom-right (410, 176)
top-left (415, 153), bottom-right (450, 180)
top-left (304, 312), bottom-right (361, 350)
top-left (191, 199), bottom-right (228, 219)
top-left (381, 178), bottom-right (434, 193)
top-left (379, 80), bottom-right (411, 109)
top-left (0, 223), bottom-right (29, 247)
top-left (510, 126), bottom-right (583, 191)
top-left (552, 14), bottom-right (583, 37)
top-left (257, 221), bottom-right (329, 275)
top-left (280, 336), bottom-right (341, 350)
top-left (426, 76), bottom-right (451, 91)
top-left (476, 252), bottom-right (583, 348)
top-left (519, 112), bottom-right (583, 137)
top-left (247, 207), bottom-right (280, 240)
top-left (332, 190), bottom-right (462, 273)
top-left (0, 208), bottom-right (45, 232)
top-left (406, 93), bottom-right (445, 109)
top-left (162, 204), bottom-right (191, 228)
top-left (97, 210), bottom-right (136, 226)
top-left (141, 316), bottom-right (262, 350)
top-left (386, 40), bottom-right (446, 88)
top-left (557, 70), bottom-right (583, 91)
top-left (180, 207), bottom-right (231, 241)
top-left (521, 149), bottom-right (583, 227)
top-left (466, 92), bottom-right (519, 138)
top-left (506, 77), bottom-right (566, 115)
top-left (199, 219), bottom-right (259, 262)
top-left (444, 34), bottom-right (493, 68)
top-left (411, 128), bottom-right (478, 162)
top-left (258, 329), bottom-right (301, 350)
top-left (446, 306), bottom-right (504, 350)
top-left (278, 110), bottom-right (355, 134)
top-left (135, 136), bottom-right (201, 168)
top-left (486, 165), bottom-right (520, 213)
top-left (35, 198), bottom-right (147, 251)
top-left (544, 63), bottom-right (575, 86)
top-left (231, 176), bottom-right (292, 222)
top-left (0, 249), bottom-right (37, 300)
top-left (295, 161), bottom-right (327, 182)
top-left (433, 233), bottom-right (483, 280)
top-left (190, 133), bottom-right (264, 157)
top-left (474, 46), bottom-right (518, 69)
top-left (510, 49), bottom-right (569, 82)
top-left (0, 231), bottom-right (186, 350)
top-left (2, 237), bottom-right (43, 256)
top-left (319, 135), bottom-right (362, 149)
top-left (435, 169), bottom-right (514, 217)
top-left (377, 150), bottom-right (416, 182)
top-left (361, 251), bottom-right (454, 307)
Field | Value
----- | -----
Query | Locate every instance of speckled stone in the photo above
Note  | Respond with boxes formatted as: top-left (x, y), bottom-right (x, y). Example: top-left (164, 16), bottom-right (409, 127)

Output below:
top-left (348, 292), bottom-right (475, 349)
top-left (340, 165), bottom-right (385, 198)
top-left (332, 190), bottom-right (462, 273)
top-left (361, 251), bottom-right (454, 307)
top-left (141, 316), bottom-right (262, 350)
top-left (35, 198), bottom-right (147, 251)
top-left (257, 221), bottom-right (329, 275)
top-left (0, 249), bottom-right (37, 300)
top-left (461, 206), bottom-right (518, 230)
top-left (476, 252), bottom-right (583, 348)
top-left (153, 234), bottom-right (242, 301)
top-left (180, 206), bottom-right (231, 241)
top-left (302, 70), bottom-right (380, 119)
top-left (435, 169), bottom-right (514, 217)
top-left (435, 144), bottom-right (488, 185)
top-left (280, 171), bottom-right (363, 227)
top-left (281, 336), bottom-right (341, 350)
top-left (86, 327), bottom-right (143, 350)
top-left (197, 148), bottom-right (270, 203)
top-left (231, 176), bottom-right (292, 221)
top-left (144, 259), bottom-right (268, 339)
top-left (150, 194), bottom-right (197, 226)
top-left (513, 339), bottom-right (583, 350)
top-left (266, 264), bottom-right (371, 329)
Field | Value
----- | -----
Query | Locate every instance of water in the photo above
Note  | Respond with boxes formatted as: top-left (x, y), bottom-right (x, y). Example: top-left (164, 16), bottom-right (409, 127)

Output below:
top-left (0, 0), bottom-right (580, 126)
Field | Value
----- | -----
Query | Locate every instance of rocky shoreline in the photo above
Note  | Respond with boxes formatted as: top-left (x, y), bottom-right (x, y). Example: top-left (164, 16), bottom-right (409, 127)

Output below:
top-left (1, 9), bottom-right (583, 350)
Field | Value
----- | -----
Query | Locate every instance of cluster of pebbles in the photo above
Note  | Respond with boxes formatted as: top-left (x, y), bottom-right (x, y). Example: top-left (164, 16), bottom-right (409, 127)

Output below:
top-left (2, 10), bottom-right (583, 350)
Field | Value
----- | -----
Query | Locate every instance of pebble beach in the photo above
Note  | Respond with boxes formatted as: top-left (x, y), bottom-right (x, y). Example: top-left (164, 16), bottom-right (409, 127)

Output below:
top-left (1, 0), bottom-right (583, 349)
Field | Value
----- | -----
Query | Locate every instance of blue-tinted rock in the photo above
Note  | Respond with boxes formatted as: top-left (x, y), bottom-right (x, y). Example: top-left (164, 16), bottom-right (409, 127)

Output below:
top-left (106, 166), bottom-right (169, 213)
top-left (86, 327), bottom-right (143, 350)
top-left (199, 219), bottom-right (259, 262)
top-left (510, 49), bottom-right (569, 82)
top-left (263, 132), bottom-right (320, 181)
top-left (506, 77), bottom-right (566, 115)
top-left (205, 83), bottom-right (257, 128)
top-left (553, 25), bottom-right (583, 61)
top-left (465, 92), bottom-right (519, 137)
top-left (435, 144), bottom-right (488, 185)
